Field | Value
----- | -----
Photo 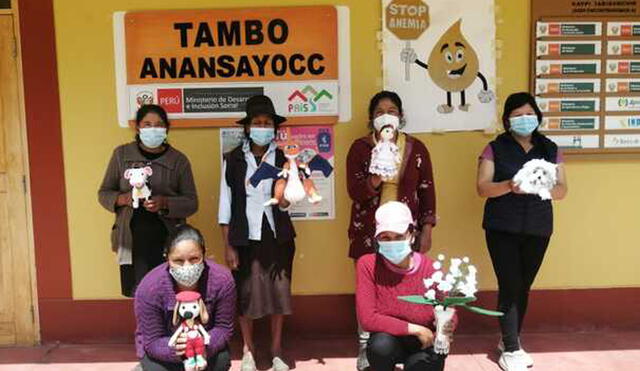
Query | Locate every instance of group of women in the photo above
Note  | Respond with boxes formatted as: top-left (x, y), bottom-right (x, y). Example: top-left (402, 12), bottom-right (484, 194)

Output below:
top-left (98, 91), bottom-right (567, 371)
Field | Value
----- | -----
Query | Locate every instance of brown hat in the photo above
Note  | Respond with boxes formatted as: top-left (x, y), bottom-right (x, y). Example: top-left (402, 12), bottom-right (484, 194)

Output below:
top-left (236, 95), bottom-right (287, 125)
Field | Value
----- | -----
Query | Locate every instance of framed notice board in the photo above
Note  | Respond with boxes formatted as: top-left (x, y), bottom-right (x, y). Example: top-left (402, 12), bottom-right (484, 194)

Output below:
top-left (531, 0), bottom-right (640, 154)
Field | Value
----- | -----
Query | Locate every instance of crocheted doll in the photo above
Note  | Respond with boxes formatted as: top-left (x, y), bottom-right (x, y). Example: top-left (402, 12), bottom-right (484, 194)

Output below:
top-left (369, 114), bottom-right (402, 181)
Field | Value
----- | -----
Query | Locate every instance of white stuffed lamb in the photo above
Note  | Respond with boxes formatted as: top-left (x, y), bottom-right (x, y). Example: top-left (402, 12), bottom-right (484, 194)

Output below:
top-left (513, 159), bottom-right (557, 200)
top-left (124, 166), bottom-right (152, 208)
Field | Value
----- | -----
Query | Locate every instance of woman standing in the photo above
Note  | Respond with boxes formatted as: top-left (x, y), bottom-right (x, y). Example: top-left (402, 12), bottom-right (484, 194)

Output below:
top-left (477, 92), bottom-right (568, 371)
top-left (99, 104), bottom-right (198, 297)
top-left (218, 95), bottom-right (295, 371)
top-left (347, 91), bottom-right (437, 370)
top-left (134, 225), bottom-right (235, 371)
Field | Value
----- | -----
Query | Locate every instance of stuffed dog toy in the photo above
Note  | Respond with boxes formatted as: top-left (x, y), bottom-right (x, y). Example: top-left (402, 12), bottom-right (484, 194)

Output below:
top-left (124, 166), bottom-right (152, 208)
top-left (513, 159), bottom-right (558, 200)
top-left (168, 291), bottom-right (211, 371)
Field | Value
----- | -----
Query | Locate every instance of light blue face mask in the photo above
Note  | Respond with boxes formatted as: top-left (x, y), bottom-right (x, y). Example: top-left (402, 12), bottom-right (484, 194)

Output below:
top-left (139, 127), bottom-right (167, 148)
top-left (250, 127), bottom-right (275, 146)
top-left (377, 239), bottom-right (412, 265)
top-left (509, 115), bottom-right (539, 137)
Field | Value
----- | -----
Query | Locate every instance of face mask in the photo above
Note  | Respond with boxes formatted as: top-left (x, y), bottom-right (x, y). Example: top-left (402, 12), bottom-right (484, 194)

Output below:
top-left (509, 115), bottom-right (538, 137)
top-left (139, 127), bottom-right (167, 148)
top-left (378, 239), bottom-right (412, 265)
top-left (250, 127), bottom-right (275, 146)
top-left (373, 113), bottom-right (400, 132)
top-left (169, 261), bottom-right (204, 287)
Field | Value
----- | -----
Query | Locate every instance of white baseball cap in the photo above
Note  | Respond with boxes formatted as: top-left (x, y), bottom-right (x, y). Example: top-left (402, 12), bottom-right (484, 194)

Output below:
top-left (375, 201), bottom-right (414, 237)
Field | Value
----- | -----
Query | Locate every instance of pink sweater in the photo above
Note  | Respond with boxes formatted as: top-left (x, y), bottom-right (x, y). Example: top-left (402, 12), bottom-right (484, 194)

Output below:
top-left (356, 253), bottom-right (440, 336)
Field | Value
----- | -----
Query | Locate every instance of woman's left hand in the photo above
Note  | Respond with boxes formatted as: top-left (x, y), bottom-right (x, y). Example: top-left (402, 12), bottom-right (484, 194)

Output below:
top-left (173, 332), bottom-right (187, 357)
top-left (419, 225), bottom-right (433, 253)
top-left (143, 196), bottom-right (167, 213)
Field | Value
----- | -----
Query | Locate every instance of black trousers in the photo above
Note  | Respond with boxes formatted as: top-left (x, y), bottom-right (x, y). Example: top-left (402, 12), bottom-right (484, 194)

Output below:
top-left (140, 349), bottom-right (231, 371)
top-left (485, 230), bottom-right (550, 352)
top-left (367, 333), bottom-right (445, 371)
top-left (120, 211), bottom-right (168, 297)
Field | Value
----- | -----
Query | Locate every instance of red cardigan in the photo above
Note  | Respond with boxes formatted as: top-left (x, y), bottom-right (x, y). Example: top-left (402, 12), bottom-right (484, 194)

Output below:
top-left (347, 134), bottom-right (436, 259)
top-left (356, 253), bottom-right (438, 335)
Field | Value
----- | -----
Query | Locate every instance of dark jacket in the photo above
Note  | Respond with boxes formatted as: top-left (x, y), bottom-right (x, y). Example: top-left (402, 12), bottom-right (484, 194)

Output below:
top-left (223, 145), bottom-right (295, 247)
top-left (347, 133), bottom-right (436, 259)
top-left (98, 142), bottom-right (198, 264)
top-left (483, 132), bottom-right (558, 237)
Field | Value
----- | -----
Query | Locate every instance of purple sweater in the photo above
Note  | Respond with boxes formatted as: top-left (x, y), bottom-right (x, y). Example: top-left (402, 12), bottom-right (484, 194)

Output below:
top-left (134, 260), bottom-right (236, 363)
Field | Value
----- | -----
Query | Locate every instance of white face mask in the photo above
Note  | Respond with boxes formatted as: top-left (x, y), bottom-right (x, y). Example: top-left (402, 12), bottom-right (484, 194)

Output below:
top-left (169, 262), bottom-right (204, 287)
top-left (373, 114), bottom-right (400, 132)
top-left (377, 239), bottom-right (413, 265)
top-left (139, 127), bottom-right (167, 148)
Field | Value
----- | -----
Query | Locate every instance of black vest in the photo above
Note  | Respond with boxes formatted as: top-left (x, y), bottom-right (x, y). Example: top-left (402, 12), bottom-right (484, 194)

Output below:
top-left (482, 132), bottom-right (558, 237)
top-left (224, 145), bottom-right (296, 246)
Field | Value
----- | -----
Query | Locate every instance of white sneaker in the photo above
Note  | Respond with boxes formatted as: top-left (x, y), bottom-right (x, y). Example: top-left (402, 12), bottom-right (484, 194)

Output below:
top-left (356, 345), bottom-right (370, 371)
top-left (498, 351), bottom-right (528, 371)
top-left (272, 356), bottom-right (290, 371)
top-left (498, 339), bottom-right (534, 367)
top-left (240, 352), bottom-right (257, 371)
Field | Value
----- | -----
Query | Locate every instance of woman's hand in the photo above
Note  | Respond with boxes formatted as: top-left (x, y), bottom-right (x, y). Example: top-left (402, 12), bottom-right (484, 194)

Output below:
top-left (510, 180), bottom-right (526, 194)
top-left (408, 323), bottom-right (434, 349)
top-left (369, 174), bottom-right (383, 189)
top-left (173, 332), bottom-right (187, 357)
top-left (116, 192), bottom-right (132, 207)
top-left (225, 245), bottom-right (239, 270)
top-left (419, 225), bottom-right (433, 253)
top-left (143, 196), bottom-right (168, 213)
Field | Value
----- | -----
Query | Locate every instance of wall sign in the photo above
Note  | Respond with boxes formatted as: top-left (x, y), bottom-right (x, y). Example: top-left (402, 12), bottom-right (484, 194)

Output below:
top-left (531, 0), bottom-right (640, 154)
top-left (113, 6), bottom-right (351, 127)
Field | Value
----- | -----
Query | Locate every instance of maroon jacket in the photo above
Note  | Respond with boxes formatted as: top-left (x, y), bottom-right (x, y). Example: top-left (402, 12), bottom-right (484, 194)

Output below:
top-left (347, 134), bottom-right (436, 259)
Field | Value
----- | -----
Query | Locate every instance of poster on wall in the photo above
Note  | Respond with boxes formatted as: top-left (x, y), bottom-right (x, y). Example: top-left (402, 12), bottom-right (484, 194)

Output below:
top-left (220, 126), bottom-right (335, 220)
top-left (113, 6), bottom-right (351, 128)
top-left (531, 0), bottom-right (640, 154)
top-left (381, 0), bottom-right (497, 133)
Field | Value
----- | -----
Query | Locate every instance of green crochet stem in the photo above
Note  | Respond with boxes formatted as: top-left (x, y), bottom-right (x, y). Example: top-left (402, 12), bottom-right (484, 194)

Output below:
top-left (398, 295), bottom-right (504, 317)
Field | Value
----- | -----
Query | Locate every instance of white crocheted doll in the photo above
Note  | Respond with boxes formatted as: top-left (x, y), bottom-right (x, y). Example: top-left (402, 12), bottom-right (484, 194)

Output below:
top-left (369, 114), bottom-right (402, 181)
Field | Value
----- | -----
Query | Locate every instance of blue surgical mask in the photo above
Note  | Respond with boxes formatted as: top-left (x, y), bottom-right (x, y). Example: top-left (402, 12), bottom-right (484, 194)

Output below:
top-left (378, 239), bottom-right (412, 265)
top-left (250, 127), bottom-right (275, 146)
top-left (509, 115), bottom-right (539, 137)
top-left (139, 127), bottom-right (167, 148)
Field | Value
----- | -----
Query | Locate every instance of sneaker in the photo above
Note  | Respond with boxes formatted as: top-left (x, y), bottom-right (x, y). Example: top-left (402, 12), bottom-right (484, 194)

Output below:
top-left (498, 351), bottom-right (527, 371)
top-left (356, 345), bottom-right (369, 371)
top-left (240, 352), bottom-right (257, 371)
top-left (272, 356), bottom-right (290, 371)
top-left (498, 339), bottom-right (534, 367)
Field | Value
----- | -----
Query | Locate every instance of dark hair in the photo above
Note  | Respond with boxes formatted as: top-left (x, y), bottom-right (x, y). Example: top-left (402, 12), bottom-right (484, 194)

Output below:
top-left (368, 91), bottom-right (405, 130)
top-left (502, 92), bottom-right (543, 131)
top-left (165, 224), bottom-right (206, 257)
top-left (136, 104), bottom-right (170, 128)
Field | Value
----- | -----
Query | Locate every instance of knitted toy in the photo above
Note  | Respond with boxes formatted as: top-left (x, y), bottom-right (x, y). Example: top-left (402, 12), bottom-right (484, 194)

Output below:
top-left (513, 159), bottom-right (557, 200)
top-left (369, 114), bottom-right (402, 181)
top-left (250, 136), bottom-right (333, 206)
top-left (168, 291), bottom-right (211, 371)
top-left (124, 166), bottom-right (152, 208)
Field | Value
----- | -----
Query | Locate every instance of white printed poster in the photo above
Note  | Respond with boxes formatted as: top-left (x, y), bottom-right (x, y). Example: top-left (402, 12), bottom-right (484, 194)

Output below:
top-left (382, 0), bottom-right (497, 133)
top-left (220, 126), bottom-right (335, 220)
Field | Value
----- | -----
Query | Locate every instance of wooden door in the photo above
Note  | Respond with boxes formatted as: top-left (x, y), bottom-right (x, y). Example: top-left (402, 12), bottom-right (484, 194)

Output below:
top-left (0, 13), bottom-right (37, 345)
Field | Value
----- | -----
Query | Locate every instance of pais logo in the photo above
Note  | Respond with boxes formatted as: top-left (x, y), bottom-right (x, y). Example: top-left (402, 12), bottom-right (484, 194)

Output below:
top-left (135, 91), bottom-right (154, 108)
top-left (287, 85), bottom-right (334, 113)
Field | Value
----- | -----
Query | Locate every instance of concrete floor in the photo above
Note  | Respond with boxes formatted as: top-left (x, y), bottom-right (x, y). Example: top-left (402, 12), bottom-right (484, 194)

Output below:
top-left (1, 331), bottom-right (639, 370)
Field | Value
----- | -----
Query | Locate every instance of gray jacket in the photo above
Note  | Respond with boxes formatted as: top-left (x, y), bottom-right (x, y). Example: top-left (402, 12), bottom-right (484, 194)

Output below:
top-left (98, 142), bottom-right (198, 264)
